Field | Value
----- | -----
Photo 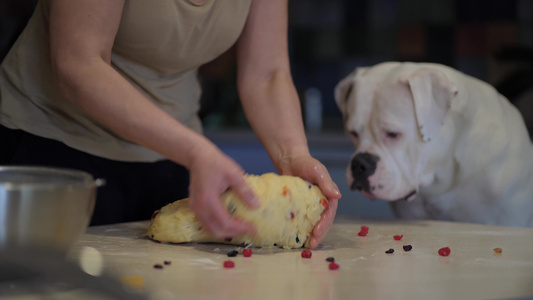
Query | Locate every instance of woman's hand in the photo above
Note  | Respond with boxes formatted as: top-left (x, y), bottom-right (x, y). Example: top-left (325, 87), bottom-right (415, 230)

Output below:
top-left (277, 151), bottom-right (341, 249)
top-left (186, 143), bottom-right (259, 239)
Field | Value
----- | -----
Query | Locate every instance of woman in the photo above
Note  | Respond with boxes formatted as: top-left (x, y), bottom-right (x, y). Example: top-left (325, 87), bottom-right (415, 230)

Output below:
top-left (0, 0), bottom-right (340, 249)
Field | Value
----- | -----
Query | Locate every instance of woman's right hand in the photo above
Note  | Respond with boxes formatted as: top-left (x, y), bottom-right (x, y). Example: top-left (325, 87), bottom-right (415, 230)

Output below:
top-left (186, 143), bottom-right (259, 239)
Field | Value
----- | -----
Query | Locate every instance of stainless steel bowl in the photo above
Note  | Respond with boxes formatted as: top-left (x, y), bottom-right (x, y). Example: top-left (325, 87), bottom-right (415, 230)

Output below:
top-left (0, 166), bottom-right (103, 254)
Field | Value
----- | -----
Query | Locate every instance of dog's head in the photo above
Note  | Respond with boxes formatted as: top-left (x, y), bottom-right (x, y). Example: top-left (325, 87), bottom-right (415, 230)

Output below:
top-left (335, 62), bottom-right (458, 202)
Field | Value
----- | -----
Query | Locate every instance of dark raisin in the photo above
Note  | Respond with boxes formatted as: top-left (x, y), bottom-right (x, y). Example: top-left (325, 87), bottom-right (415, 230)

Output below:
top-left (403, 245), bottom-right (413, 252)
top-left (164, 261), bottom-right (171, 265)
top-left (325, 257), bottom-right (335, 262)
top-left (385, 249), bottom-right (394, 254)
top-left (296, 237), bottom-right (300, 243)
top-left (227, 250), bottom-right (239, 257)
top-left (153, 264), bottom-right (163, 269)
top-left (273, 243), bottom-right (278, 247)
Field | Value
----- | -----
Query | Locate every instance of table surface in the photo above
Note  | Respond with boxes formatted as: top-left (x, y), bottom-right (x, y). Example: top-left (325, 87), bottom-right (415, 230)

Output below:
top-left (69, 216), bottom-right (533, 300)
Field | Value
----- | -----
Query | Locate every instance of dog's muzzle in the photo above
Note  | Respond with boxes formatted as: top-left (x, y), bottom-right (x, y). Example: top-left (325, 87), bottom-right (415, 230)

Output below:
top-left (350, 152), bottom-right (380, 192)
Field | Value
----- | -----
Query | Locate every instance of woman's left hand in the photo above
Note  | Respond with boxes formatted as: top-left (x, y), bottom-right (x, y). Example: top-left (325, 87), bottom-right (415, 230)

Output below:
top-left (278, 152), bottom-right (341, 249)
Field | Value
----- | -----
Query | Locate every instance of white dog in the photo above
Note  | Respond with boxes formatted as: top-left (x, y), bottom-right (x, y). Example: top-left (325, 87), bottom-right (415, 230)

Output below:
top-left (335, 62), bottom-right (533, 227)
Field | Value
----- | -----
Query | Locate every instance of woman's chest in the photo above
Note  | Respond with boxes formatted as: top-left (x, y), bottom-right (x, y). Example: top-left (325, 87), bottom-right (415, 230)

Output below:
top-left (113, 0), bottom-right (252, 74)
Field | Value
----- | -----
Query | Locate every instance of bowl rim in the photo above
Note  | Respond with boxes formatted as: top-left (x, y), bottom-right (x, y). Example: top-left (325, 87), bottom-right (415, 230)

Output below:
top-left (0, 166), bottom-right (98, 189)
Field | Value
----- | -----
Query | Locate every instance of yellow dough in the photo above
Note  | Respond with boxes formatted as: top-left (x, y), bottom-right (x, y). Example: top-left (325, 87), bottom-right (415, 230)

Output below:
top-left (147, 173), bottom-right (328, 249)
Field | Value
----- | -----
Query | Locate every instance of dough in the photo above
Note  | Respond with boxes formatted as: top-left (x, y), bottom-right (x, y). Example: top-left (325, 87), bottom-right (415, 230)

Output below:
top-left (147, 173), bottom-right (328, 249)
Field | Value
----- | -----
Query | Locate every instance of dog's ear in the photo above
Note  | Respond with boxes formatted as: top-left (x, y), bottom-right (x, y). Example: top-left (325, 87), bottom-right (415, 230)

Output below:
top-left (403, 68), bottom-right (458, 142)
top-left (335, 67), bottom-right (366, 116)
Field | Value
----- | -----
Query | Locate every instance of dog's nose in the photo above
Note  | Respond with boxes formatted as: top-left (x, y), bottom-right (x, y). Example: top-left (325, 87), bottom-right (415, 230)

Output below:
top-left (351, 152), bottom-right (379, 179)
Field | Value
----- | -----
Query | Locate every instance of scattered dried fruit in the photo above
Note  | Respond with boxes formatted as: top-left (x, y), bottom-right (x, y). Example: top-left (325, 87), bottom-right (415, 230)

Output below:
top-left (164, 261), bottom-right (171, 265)
top-left (403, 245), bottom-right (413, 252)
top-left (227, 250), bottom-right (239, 257)
top-left (301, 250), bottom-right (312, 258)
top-left (493, 247), bottom-right (502, 254)
top-left (153, 264), bottom-right (163, 269)
top-left (223, 260), bottom-right (235, 268)
top-left (358, 225), bottom-right (369, 236)
top-left (243, 249), bottom-right (253, 257)
top-left (385, 248), bottom-right (394, 254)
top-left (329, 262), bottom-right (340, 270)
top-left (438, 247), bottom-right (451, 257)
top-left (393, 234), bottom-right (404, 240)
top-left (325, 257), bottom-right (335, 262)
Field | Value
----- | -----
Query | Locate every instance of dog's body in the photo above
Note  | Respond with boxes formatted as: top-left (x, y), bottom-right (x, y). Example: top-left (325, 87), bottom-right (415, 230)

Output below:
top-left (335, 62), bottom-right (533, 227)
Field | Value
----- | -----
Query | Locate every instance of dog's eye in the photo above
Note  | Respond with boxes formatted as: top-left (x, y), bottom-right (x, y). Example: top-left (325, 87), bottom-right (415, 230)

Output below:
top-left (386, 131), bottom-right (399, 139)
top-left (350, 131), bottom-right (359, 139)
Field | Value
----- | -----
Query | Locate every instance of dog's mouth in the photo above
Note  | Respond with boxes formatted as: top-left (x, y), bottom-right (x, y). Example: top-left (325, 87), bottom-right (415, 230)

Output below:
top-left (395, 190), bottom-right (417, 202)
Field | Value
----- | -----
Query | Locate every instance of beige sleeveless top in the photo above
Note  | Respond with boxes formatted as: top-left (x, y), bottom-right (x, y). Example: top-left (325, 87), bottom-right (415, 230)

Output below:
top-left (0, 0), bottom-right (252, 162)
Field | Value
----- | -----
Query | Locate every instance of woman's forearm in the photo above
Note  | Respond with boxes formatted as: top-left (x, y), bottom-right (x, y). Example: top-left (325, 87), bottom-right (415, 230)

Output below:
top-left (238, 69), bottom-right (310, 172)
top-left (53, 58), bottom-right (212, 168)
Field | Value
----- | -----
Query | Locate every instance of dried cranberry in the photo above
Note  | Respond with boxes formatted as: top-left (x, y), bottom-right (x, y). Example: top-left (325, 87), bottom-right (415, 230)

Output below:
top-left (301, 250), bottom-right (312, 258)
top-left (329, 262), bottom-right (340, 270)
top-left (227, 250), bottom-right (239, 257)
top-left (320, 199), bottom-right (329, 209)
top-left (325, 257), bottom-right (335, 262)
top-left (393, 234), bottom-right (403, 240)
top-left (242, 249), bottom-right (252, 257)
top-left (403, 245), bottom-right (413, 252)
top-left (438, 247), bottom-right (451, 256)
top-left (223, 260), bottom-right (235, 268)
top-left (153, 264), bottom-right (163, 269)
top-left (282, 186), bottom-right (289, 196)
top-left (151, 210), bottom-right (160, 220)
top-left (385, 248), bottom-right (394, 254)
top-left (164, 260), bottom-right (171, 265)
top-left (358, 225), bottom-right (369, 236)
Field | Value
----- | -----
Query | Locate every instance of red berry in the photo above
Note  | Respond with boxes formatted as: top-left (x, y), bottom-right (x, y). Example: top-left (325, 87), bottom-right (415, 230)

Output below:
top-left (438, 247), bottom-right (451, 257)
top-left (320, 198), bottom-right (329, 209)
top-left (242, 249), bottom-right (253, 257)
top-left (393, 234), bottom-right (403, 240)
top-left (358, 225), bottom-right (369, 236)
top-left (329, 262), bottom-right (340, 270)
top-left (301, 250), bottom-right (312, 258)
top-left (223, 260), bottom-right (235, 268)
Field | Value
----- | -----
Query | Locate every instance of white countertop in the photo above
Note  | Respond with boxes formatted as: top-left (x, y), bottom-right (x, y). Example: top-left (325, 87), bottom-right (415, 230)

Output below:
top-left (69, 216), bottom-right (533, 300)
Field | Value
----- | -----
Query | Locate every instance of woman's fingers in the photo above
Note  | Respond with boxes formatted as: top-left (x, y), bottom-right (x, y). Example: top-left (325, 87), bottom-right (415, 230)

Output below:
top-left (228, 169), bottom-right (260, 209)
top-left (308, 198), bottom-right (338, 249)
top-left (189, 191), bottom-right (256, 238)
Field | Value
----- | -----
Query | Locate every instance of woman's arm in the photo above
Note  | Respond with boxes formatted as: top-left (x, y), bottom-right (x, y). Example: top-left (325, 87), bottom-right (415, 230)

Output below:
top-left (236, 0), bottom-right (341, 248)
top-left (48, 0), bottom-right (258, 237)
